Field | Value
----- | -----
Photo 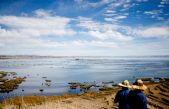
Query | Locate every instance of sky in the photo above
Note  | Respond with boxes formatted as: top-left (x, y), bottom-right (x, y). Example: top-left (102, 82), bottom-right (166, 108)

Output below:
top-left (0, 0), bottom-right (169, 56)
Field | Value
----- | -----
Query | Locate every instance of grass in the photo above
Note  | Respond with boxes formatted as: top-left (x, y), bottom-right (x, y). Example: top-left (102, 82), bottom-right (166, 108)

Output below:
top-left (2, 81), bottom-right (169, 109)
top-left (1, 88), bottom-right (121, 109)
top-left (0, 104), bottom-right (2, 109)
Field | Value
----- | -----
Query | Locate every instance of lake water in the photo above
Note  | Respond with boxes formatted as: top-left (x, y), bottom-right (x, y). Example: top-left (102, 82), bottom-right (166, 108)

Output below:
top-left (0, 56), bottom-right (169, 101)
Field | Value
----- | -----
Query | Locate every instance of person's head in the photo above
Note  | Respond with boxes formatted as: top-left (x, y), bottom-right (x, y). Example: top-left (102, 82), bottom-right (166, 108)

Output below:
top-left (132, 79), bottom-right (147, 91)
top-left (118, 80), bottom-right (131, 89)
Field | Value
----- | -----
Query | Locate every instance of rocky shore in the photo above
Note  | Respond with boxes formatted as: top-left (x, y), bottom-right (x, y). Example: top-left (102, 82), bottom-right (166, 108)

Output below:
top-left (1, 79), bottom-right (169, 109)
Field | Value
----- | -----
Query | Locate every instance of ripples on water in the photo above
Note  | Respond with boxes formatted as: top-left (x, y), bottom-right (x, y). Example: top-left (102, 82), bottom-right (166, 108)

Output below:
top-left (0, 56), bottom-right (169, 100)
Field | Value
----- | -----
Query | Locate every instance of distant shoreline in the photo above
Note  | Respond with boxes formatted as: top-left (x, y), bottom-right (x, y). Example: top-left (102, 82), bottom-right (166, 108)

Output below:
top-left (1, 55), bottom-right (169, 59)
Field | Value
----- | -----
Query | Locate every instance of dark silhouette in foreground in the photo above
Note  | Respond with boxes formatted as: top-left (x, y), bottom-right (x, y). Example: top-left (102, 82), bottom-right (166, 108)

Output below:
top-left (128, 79), bottom-right (148, 109)
top-left (114, 80), bottom-right (131, 109)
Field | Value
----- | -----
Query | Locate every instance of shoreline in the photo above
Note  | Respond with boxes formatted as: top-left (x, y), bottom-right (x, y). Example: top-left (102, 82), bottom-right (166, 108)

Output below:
top-left (1, 81), bottom-right (169, 109)
top-left (0, 71), bottom-right (169, 108)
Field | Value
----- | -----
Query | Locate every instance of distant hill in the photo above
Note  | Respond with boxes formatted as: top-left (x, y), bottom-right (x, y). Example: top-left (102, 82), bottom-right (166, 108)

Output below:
top-left (0, 55), bottom-right (56, 59)
top-left (0, 55), bottom-right (169, 59)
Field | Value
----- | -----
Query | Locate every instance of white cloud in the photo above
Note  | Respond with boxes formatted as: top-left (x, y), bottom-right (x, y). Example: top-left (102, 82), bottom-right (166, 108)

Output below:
top-left (74, 0), bottom-right (112, 8)
top-left (161, 0), bottom-right (169, 4)
top-left (104, 18), bottom-right (118, 22)
top-left (136, 0), bottom-right (148, 2)
top-left (158, 5), bottom-right (165, 7)
top-left (103, 13), bottom-right (118, 17)
top-left (0, 10), bottom-right (77, 50)
top-left (0, 12), bottom-right (119, 50)
top-left (104, 15), bottom-right (127, 22)
top-left (107, 0), bottom-right (132, 11)
top-left (106, 10), bottom-right (116, 13)
top-left (144, 10), bottom-right (163, 15)
top-left (123, 4), bottom-right (130, 8)
top-left (76, 16), bottom-right (132, 41)
top-left (114, 15), bottom-right (127, 20)
top-left (134, 26), bottom-right (169, 38)
top-left (157, 17), bottom-right (165, 20)
top-left (0, 15), bottom-right (76, 37)
top-left (87, 30), bottom-right (133, 41)
top-left (71, 40), bottom-right (117, 48)
top-left (103, 10), bottom-right (117, 17)
top-left (33, 9), bottom-right (53, 17)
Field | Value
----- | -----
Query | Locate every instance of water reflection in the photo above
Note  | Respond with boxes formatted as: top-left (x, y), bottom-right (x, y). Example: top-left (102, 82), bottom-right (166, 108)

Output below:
top-left (0, 56), bottom-right (169, 100)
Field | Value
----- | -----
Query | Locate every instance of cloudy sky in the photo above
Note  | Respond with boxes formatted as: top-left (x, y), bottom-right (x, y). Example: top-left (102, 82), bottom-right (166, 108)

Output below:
top-left (0, 0), bottom-right (169, 56)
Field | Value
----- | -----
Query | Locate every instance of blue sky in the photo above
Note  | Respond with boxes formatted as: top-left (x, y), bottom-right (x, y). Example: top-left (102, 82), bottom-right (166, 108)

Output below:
top-left (0, 0), bottom-right (169, 56)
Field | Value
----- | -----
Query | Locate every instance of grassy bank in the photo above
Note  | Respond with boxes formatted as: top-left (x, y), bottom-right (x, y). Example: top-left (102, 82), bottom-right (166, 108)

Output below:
top-left (1, 81), bottom-right (169, 109)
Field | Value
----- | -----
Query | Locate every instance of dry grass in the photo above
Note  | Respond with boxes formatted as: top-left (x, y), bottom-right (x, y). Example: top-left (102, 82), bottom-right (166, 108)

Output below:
top-left (1, 90), bottom-right (118, 109)
top-left (1, 81), bottom-right (169, 109)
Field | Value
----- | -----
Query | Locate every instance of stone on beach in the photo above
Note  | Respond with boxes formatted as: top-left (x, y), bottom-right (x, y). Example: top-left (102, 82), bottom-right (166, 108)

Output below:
top-left (39, 89), bottom-right (44, 92)
top-left (137, 77), bottom-right (152, 81)
top-left (102, 81), bottom-right (114, 84)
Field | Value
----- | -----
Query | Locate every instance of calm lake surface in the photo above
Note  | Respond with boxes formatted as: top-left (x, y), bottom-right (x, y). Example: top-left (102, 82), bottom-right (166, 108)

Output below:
top-left (0, 56), bottom-right (169, 100)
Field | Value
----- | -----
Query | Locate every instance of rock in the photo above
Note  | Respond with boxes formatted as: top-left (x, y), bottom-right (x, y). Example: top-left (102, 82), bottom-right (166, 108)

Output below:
top-left (69, 85), bottom-right (77, 89)
top-left (112, 83), bottom-right (118, 86)
top-left (0, 71), bottom-right (7, 78)
top-left (99, 87), bottom-right (113, 91)
top-left (102, 81), bottom-right (114, 84)
top-left (45, 80), bottom-right (51, 82)
top-left (0, 74), bottom-right (3, 78)
top-left (68, 82), bottom-right (81, 85)
top-left (42, 77), bottom-right (47, 78)
top-left (0, 77), bottom-right (25, 93)
top-left (0, 78), bottom-right (8, 82)
top-left (154, 77), bottom-right (163, 80)
top-left (80, 85), bottom-right (93, 90)
top-left (137, 77), bottom-right (152, 81)
top-left (45, 82), bottom-right (51, 86)
top-left (0, 82), bottom-right (4, 85)
top-left (39, 89), bottom-right (44, 92)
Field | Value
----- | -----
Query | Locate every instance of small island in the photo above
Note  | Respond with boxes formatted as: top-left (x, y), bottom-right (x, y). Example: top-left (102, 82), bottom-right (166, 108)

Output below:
top-left (0, 71), bottom-right (25, 93)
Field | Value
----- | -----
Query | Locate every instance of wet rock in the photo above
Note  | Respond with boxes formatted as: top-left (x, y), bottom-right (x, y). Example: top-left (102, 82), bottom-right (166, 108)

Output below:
top-left (112, 83), bottom-right (118, 86)
top-left (45, 82), bottom-right (51, 86)
top-left (42, 77), bottom-right (47, 78)
top-left (75, 58), bottom-right (79, 60)
top-left (45, 79), bottom-right (51, 82)
top-left (0, 78), bottom-right (8, 82)
top-left (102, 81), bottom-right (114, 84)
top-left (137, 77), bottom-right (152, 81)
top-left (99, 87), bottom-right (113, 91)
top-left (80, 84), bottom-right (93, 90)
top-left (39, 89), bottom-right (44, 92)
top-left (68, 82), bottom-right (81, 89)
top-left (0, 71), bottom-right (7, 78)
top-left (0, 82), bottom-right (4, 85)
top-left (68, 82), bottom-right (81, 86)
top-left (10, 72), bottom-right (17, 76)
top-left (154, 77), bottom-right (163, 81)
top-left (69, 85), bottom-right (77, 89)
top-left (0, 77), bottom-right (25, 93)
